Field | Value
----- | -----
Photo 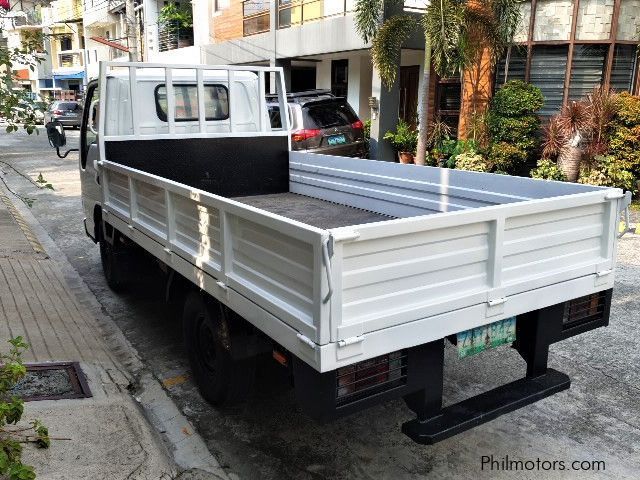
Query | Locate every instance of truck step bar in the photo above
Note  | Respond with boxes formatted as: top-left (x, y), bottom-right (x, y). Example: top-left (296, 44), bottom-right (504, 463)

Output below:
top-left (402, 369), bottom-right (570, 444)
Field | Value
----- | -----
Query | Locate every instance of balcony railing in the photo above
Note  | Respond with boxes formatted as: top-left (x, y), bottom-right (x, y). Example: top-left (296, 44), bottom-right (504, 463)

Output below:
top-left (277, 0), bottom-right (354, 29)
top-left (242, 0), bottom-right (270, 36)
top-left (158, 23), bottom-right (194, 52)
top-left (11, 10), bottom-right (42, 28)
top-left (59, 51), bottom-right (83, 68)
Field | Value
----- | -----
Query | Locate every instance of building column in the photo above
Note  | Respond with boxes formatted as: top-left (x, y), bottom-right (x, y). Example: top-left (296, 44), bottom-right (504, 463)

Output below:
top-left (458, 0), bottom-right (494, 140)
top-left (369, 0), bottom-right (404, 161)
top-left (275, 58), bottom-right (292, 92)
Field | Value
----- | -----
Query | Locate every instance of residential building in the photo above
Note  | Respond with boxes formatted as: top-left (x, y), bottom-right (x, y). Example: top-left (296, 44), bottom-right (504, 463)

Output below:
top-left (1, 0), bottom-right (52, 99)
top-left (42, 0), bottom-right (86, 99)
top-left (125, 1), bottom-right (640, 157)
top-left (83, 0), bottom-right (129, 79)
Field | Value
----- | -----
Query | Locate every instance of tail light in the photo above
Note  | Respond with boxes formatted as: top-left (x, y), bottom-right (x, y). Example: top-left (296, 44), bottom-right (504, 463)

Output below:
top-left (563, 291), bottom-right (607, 329)
top-left (53, 109), bottom-right (63, 115)
top-left (291, 129), bottom-right (321, 142)
top-left (351, 120), bottom-right (364, 130)
top-left (336, 350), bottom-right (407, 406)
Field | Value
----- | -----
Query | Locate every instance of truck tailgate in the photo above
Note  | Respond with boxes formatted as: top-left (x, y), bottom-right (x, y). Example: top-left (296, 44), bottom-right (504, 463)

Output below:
top-left (329, 190), bottom-right (619, 345)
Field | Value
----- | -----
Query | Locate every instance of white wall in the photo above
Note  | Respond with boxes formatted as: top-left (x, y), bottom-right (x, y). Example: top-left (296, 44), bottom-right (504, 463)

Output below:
top-left (313, 51), bottom-right (373, 120)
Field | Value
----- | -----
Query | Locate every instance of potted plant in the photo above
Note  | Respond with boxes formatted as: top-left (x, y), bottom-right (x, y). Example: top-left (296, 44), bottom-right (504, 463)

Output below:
top-left (384, 119), bottom-right (418, 164)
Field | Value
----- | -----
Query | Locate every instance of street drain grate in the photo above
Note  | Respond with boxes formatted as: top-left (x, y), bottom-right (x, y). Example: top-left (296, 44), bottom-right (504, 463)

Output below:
top-left (11, 362), bottom-right (92, 402)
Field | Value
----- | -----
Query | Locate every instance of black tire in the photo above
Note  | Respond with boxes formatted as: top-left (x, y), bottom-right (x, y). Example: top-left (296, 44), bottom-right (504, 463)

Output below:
top-left (182, 292), bottom-right (255, 406)
top-left (99, 222), bottom-right (128, 292)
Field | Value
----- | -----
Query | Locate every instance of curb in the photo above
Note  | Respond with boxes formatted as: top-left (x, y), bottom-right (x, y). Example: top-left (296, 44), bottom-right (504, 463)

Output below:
top-left (0, 190), bottom-right (46, 255)
top-left (0, 182), bottom-right (229, 479)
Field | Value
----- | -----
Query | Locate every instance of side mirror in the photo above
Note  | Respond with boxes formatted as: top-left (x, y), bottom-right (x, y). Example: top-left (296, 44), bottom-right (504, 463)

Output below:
top-left (46, 120), bottom-right (66, 148)
top-left (45, 120), bottom-right (79, 158)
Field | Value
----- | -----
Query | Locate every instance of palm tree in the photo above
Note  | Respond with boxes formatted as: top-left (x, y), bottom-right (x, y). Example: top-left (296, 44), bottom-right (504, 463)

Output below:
top-left (355, 0), bottom-right (522, 165)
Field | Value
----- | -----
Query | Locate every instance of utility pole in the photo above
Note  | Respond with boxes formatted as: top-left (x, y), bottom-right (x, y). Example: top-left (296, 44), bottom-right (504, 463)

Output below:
top-left (125, 0), bottom-right (139, 61)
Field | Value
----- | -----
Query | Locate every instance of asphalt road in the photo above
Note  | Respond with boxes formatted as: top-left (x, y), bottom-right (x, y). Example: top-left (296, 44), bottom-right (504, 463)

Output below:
top-left (2, 128), bottom-right (640, 480)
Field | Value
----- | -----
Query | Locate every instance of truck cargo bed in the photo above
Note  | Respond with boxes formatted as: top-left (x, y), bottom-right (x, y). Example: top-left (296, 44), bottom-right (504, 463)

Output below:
top-left (232, 192), bottom-right (393, 229)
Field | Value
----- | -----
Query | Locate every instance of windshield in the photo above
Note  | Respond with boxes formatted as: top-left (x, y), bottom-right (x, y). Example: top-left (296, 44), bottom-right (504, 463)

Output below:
top-left (302, 101), bottom-right (358, 129)
top-left (55, 102), bottom-right (79, 111)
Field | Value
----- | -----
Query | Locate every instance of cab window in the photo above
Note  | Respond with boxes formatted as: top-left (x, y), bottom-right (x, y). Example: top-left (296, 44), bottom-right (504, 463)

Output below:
top-left (155, 84), bottom-right (229, 122)
top-left (80, 83), bottom-right (99, 169)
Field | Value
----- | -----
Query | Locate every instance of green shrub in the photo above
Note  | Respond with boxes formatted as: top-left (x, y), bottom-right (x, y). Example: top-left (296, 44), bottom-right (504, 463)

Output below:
top-left (487, 113), bottom-right (540, 152)
top-left (577, 155), bottom-right (635, 191)
top-left (454, 152), bottom-right (490, 172)
top-left (608, 93), bottom-right (640, 177)
top-left (488, 142), bottom-right (527, 174)
top-left (0, 337), bottom-right (50, 480)
top-left (487, 81), bottom-right (544, 169)
top-left (490, 80), bottom-right (544, 117)
top-left (384, 119), bottom-right (417, 152)
top-left (437, 139), bottom-right (479, 167)
top-left (613, 92), bottom-right (640, 127)
top-left (363, 119), bottom-right (371, 158)
top-left (530, 159), bottom-right (567, 181)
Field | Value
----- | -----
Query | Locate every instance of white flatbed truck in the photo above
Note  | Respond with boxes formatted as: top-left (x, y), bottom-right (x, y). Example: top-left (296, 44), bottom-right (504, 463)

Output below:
top-left (46, 61), bottom-right (631, 444)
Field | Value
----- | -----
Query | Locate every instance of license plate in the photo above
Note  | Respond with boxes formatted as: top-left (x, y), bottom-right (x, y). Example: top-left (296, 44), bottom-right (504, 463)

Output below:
top-left (456, 317), bottom-right (516, 358)
top-left (64, 112), bottom-right (74, 116)
top-left (327, 134), bottom-right (346, 146)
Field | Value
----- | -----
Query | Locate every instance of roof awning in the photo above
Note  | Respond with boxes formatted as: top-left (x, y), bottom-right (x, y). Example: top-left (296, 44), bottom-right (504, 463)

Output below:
top-left (90, 36), bottom-right (129, 52)
top-left (53, 69), bottom-right (85, 80)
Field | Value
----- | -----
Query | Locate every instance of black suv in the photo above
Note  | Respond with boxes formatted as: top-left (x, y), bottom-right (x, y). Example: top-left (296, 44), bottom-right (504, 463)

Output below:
top-left (267, 90), bottom-right (365, 157)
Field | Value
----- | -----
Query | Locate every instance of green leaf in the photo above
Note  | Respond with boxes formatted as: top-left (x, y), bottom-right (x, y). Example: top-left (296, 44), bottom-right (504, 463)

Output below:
top-left (0, 449), bottom-right (9, 473)
top-left (8, 463), bottom-right (36, 480)
top-left (371, 15), bottom-right (417, 89)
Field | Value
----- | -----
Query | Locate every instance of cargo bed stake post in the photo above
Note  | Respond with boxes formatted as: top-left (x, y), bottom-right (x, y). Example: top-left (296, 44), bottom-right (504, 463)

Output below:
top-left (165, 67), bottom-right (175, 135)
top-left (275, 67), bottom-right (290, 149)
top-left (258, 70), bottom-right (266, 133)
top-left (128, 65), bottom-right (139, 137)
top-left (128, 176), bottom-right (138, 230)
top-left (196, 67), bottom-right (206, 134)
top-left (228, 69), bottom-right (236, 133)
top-left (165, 189), bottom-right (175, 255)
top-left (322, 237), bottom-right (333, 303)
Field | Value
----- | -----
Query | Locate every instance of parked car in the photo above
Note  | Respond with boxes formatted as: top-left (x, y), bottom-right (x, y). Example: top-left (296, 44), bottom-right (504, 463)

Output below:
top-left (44, 101), bottom-right (83, 128)
top-left (267, 90), bottom-right (365, 157)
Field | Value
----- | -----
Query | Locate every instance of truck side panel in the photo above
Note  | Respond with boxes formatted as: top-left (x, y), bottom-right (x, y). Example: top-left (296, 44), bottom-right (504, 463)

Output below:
top-left (100, 161), bottom-right (328, 346)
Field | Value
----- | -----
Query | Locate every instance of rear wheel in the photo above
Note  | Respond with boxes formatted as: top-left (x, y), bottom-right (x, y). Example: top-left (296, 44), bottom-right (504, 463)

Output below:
top-left (182, 292), bottom-right (255, 406)
top-left (99, 223), bottom-right (128, 292)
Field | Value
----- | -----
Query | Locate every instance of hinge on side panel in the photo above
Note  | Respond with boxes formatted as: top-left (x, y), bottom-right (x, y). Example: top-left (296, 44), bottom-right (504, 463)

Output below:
top-left (297, 333), bottom-right (316, 349)
top-left (332, 230), bottom-right (360, 242)
top-left (595, 269), bottom-right (613, 287)
top-left (487, 297), bottom-right (507, 307)
top-left (337, 335), bottom-right (364, 348)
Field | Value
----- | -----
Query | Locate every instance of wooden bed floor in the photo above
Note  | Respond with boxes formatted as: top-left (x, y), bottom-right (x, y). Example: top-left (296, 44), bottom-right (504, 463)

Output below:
top-left (232, 192), bottom-right (393, 229)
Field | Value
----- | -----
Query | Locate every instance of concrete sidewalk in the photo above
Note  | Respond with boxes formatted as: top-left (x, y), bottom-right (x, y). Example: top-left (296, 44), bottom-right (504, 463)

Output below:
top-left (0, 186), bottom-right (225, 479)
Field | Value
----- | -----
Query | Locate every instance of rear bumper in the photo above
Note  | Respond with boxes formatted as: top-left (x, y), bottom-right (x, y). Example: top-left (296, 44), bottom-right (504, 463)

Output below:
top-left (49, 116), bottom-right (81, 126)
top-left (298, 142), bottom-right (365, 157)
top-left (293, 289), bottom-right (612, 442)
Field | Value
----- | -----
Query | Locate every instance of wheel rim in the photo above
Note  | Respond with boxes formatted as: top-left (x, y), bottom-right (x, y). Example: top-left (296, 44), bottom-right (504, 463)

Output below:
top-left (195, 314), bottom-right (217, 373)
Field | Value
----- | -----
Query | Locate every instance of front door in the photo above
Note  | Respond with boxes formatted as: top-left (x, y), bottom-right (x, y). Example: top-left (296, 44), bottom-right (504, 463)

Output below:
top-left (399, 65), bottom-right (420, 128)
top-left (79, 80), bottom-right (101, 240)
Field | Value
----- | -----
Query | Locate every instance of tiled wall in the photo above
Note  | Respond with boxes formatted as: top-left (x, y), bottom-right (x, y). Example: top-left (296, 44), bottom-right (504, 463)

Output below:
top-left (617, 0), bottom-right (640, 40)
top-left (514, 1), bottom-right (532, 42)
top-left (576, 0), bottom-right (615, 40)
top-left (533, 0), bottom-right (574, 41)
